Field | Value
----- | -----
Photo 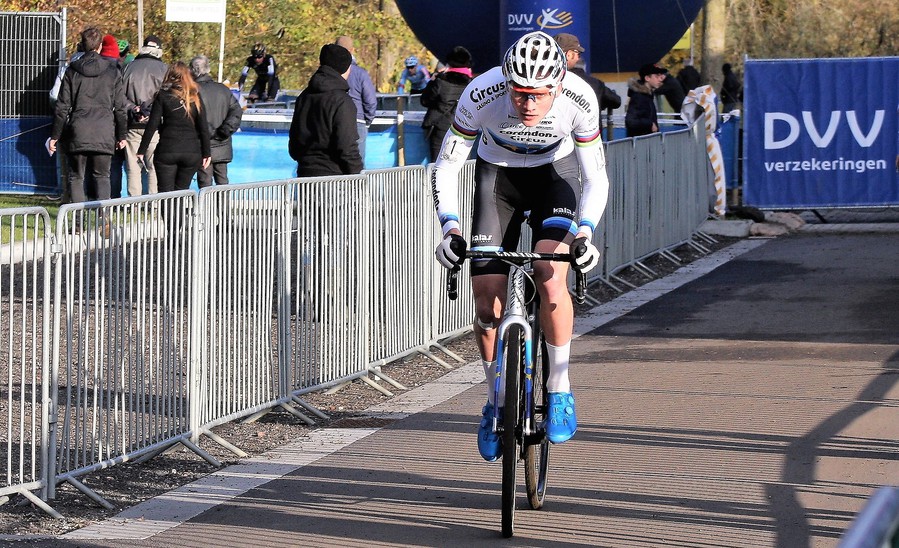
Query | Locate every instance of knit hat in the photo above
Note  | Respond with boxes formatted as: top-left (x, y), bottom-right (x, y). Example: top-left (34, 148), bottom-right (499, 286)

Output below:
top-left (554, 33), bottom-right (585, 53)
top-left (639, 63), bottom-right (668, 79)
top-left (100, 35), bottom-right (120, 58)
top-left (319, 44), bottom-right (352, 74)
top-left (117, 39), bottom-right (129, 55)
top-left (446, 46), bottom-right (472, 68)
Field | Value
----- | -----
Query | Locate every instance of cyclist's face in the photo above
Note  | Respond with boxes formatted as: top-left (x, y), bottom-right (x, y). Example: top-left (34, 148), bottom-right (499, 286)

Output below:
top-left (509, 85), bottom-right (557, 126)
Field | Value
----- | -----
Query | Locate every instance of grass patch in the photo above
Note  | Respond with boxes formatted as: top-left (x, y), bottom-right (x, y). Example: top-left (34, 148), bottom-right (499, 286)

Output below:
top-left (0, 194), bottom-right (62, 243)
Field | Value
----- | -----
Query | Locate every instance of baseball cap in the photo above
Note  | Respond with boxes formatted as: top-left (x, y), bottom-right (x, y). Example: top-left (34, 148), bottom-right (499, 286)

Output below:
top-left (144, 35), bottom-right (162, 49)
top-left (554, 33), bottom-right (585, 53)
top-left (639, 63), bottom-right (668, 79)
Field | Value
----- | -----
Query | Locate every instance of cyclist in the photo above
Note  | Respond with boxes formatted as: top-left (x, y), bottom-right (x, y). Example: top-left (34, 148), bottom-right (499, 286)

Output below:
top-left (397, 56), bottom-right (431, 94)
top-left (431, 31), bottom-right (609, 461)
top-left (238, 43), bottom-right (280, 104)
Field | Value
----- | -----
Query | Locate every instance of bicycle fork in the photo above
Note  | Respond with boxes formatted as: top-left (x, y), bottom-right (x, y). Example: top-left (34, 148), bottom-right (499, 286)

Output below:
top-left (491, 270), bottom-right (539, 438)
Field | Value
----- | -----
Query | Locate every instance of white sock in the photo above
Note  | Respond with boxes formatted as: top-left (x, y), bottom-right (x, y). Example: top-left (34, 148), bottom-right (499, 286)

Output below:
top-left (482, 359), bottom-right (506, 406)
top-left (545, 341), bottom-right (571, 393)
top-left (483, 360), bottom-right (497, 405)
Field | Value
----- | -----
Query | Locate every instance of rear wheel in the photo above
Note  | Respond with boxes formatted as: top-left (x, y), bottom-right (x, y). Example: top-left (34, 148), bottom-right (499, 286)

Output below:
top-left (501, 325), bottom-right (523, 538)
top-left (524, 318), bottom-right (550, 509)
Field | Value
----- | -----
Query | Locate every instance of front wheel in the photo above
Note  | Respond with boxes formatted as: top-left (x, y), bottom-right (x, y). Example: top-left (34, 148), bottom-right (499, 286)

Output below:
top-left (524, 330), bottom-right (550, 509)
top-left (501, 325), bottom-right (523, 538)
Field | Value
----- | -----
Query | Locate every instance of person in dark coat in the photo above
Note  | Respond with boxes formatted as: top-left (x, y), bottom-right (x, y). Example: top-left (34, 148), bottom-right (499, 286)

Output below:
top-left (625, 63), bottom-right (668, 137)
top-left (720, 63), bottom-right (743, 113)
top-left (190, 55), bottom-right (243, 187)
top-left (137, 62), bottom-right (211, 192)
top-left (655, 71), bottom-right (687, 112)
top-left (420, 46), bottom-right (474, 163)
top-left (48, 26), bottom-right (127, 204)
top-left (553, 33), bottom-right (621, 135)
top-left (288, 44), bottom-right (363, 177)
top-left (677, 59), bottom-right (701, 92)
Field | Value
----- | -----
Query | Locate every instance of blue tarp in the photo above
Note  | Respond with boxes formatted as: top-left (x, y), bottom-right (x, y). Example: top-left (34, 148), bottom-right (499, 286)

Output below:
top-left (0, 118), bottom-right (60, 194)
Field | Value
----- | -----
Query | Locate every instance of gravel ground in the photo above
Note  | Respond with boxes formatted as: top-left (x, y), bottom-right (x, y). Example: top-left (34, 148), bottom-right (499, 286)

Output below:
top-left (0, 234), bottom-right (739, 538)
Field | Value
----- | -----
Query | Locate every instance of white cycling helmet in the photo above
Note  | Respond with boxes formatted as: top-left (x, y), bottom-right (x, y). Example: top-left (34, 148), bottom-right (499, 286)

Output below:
top-left (502, 31), bottom-right (567, 90)
top-left (405, 56), bottom-right (418, 67)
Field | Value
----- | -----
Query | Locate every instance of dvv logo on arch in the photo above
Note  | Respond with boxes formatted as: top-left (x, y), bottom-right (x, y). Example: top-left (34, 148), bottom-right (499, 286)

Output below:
top-left (507, 9), bottom-right (574, 29)
top-left (764, 110), bottom-right (885, 150)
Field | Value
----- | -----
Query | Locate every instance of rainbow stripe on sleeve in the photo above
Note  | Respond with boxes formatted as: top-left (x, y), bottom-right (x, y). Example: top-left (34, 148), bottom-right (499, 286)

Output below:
top-left (450, 121), bottom-right (479, 140)
top-left (573, 128), bottom-right (601, 147)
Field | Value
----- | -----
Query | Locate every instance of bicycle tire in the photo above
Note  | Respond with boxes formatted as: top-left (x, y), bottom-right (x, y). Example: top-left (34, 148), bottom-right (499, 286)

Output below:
top-left (501, 324), bottom-right (524, 538)
top-left (524, 326), bottom-right (550, 510)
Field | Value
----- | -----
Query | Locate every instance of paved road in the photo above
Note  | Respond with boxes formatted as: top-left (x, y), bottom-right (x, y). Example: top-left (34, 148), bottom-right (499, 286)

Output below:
top-left (16, 228), bottom-right (899, 547)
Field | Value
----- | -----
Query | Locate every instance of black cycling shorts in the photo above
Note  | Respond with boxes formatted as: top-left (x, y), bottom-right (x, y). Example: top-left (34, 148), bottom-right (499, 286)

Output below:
top-left (470, 152), bottom-right (581, 276)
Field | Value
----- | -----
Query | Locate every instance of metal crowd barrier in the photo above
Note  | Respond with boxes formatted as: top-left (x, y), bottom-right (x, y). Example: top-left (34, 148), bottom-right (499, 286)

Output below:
top-left (48, 193), bottom-right (220, 505)
top-left (0, 121), bottom-right (713, 514)
top-left (0, 207), bottom-right (57, 516)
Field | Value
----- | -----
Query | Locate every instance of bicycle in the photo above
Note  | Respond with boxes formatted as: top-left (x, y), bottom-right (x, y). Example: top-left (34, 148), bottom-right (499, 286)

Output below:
top-left (447, 248), bottom-right (587, 538)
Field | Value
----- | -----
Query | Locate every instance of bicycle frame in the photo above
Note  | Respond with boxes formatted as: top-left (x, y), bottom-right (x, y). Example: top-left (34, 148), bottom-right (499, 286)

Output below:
top-left (447, 249), bottom-right (585, 440)
top-left (491, 265), bottom-right (538, 438)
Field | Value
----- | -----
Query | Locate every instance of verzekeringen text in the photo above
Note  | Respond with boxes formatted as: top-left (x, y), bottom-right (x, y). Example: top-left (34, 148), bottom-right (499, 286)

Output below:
top-left (764, 158), bottom-right (888, 174)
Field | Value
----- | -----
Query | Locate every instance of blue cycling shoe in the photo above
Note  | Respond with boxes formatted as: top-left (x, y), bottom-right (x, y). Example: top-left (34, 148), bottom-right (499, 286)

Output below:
top-left (546, 392), bottom-right (577, 444)
top-left (478, 403), bottom-right (503, 461)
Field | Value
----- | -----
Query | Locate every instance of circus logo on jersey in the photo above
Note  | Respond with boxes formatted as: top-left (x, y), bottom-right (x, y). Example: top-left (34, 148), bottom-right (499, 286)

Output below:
top-left (486, 128), bottom-right (563, 155)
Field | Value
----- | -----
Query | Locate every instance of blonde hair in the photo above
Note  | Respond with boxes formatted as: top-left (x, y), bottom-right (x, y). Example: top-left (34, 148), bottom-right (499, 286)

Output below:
top-left (160, 61), bottom-right (202, 120)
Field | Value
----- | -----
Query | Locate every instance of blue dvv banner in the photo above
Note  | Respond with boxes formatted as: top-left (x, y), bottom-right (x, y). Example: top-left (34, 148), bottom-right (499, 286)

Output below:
top-left (500, 0), bottom-right (590, 66)
top-left (743, 57), bottom-right (899, 209)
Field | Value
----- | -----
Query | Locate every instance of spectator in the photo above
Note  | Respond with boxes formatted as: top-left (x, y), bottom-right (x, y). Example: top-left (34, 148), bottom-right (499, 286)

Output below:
top-left (238, 43), bottom-right (280, 104)
top-left (420, 46), bottom-right (473, 163)
top-left (553, 33), bottom-right (621, 134)
top-left (137, 62), bottom-right (211, 192)
top-left (625, 63), bottom-right (668, 137)
top-left (118, 39), bottom-right (135, 65)
top-left (677, 59), bottom-right (701, 92)
top-left (655, 71), bottom-right (687, 113)
top-left (99, 34), bottom-right (126, 198)
top-left (99, 34), bottom-right (121, 69)
top-left (48, 26), bottom-right (127, 207)
top-left (335, 36), bottom-right (377, 166)
top-left (720, 63), bottom-right (743, 113)
top-left (397, 56), bottom-right (430, 94)
top-left (49, 43), bottom-right (85, 203)
top-left (189, 54), bottom-right (243, 187)
top-left (288, 44), bottom-right (362, 177)
top-left (122, 34), bottom-right (168, 197)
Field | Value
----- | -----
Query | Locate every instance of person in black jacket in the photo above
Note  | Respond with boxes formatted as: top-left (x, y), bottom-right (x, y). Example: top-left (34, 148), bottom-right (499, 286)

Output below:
top-left (554, 33), bottom-right (621, 136)
top-left (677, 59), bottom-right (701, 93)
top-left (48, 26), bottom-right (127, 204)
top-left (137, 62), bottom-right (211, 192)
top-left (655, 72), bottom-right (687, 113)
top-left (420, 46), bottom-right (473, 163)
top-left (288, 44), bottom-right (363, 177)
top-left (625, 63), bottom-right (668, 137)
top-left (190, 55), bottom-right (243, 187)
top-left (720, 63), bottom-right (743, 113)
